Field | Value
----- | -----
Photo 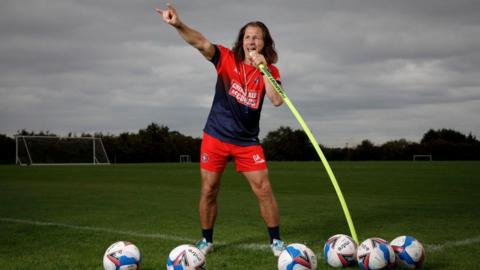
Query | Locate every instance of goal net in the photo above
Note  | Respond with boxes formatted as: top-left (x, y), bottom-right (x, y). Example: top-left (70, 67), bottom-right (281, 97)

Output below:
top-left (16, 136), bottom-right (110, 166)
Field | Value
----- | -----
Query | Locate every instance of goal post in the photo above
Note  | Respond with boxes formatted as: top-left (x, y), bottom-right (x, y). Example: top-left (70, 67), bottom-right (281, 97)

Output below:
top-left (413, 154), bottom-right (432, 161)
top-left (179, 154), bottom-right (191, 163)
top-left (15, 135), bottom-right (110, 166)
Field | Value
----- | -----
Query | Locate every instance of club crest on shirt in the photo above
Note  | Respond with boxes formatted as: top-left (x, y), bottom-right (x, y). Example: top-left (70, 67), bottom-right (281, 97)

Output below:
top-left (201, 153), bottom-right (209, 163)
top-left (252, 154), bottom-right (265, 164)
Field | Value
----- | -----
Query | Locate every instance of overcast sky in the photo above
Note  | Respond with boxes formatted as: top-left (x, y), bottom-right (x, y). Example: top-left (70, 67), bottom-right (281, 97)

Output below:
top-left (1, 0), bottom-right (479, 147)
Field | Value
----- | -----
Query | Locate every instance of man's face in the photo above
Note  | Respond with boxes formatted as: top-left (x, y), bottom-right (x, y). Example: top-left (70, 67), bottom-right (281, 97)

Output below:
top-left (243, 26), bottom-right (264, 58)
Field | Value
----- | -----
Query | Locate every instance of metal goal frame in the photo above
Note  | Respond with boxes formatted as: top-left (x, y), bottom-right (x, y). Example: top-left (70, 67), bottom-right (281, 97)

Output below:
top-left (15, 135), bottom-right (110, 166)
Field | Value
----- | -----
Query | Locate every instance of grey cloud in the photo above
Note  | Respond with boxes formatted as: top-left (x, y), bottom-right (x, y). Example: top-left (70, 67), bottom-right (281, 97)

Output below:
top-left (1, 0), bottom-right (479, 147)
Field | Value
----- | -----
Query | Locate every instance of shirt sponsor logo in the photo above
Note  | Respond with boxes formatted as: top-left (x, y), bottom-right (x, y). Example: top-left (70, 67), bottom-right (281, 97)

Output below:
top-left (228, 80), bottom-right (261, 109)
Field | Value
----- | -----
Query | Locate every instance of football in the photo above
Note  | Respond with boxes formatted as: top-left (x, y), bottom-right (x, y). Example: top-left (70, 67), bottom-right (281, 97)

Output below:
top-left (356, 238), bottom-right (395, 270)
top-left (323, 234), bottom-right (357, 267)
top-left (166, 244), bottom-right (206, 270)
top-left (390, 236), bottom-right (425, 269)
top-left (103, 241), bottom-right (141, 270)
top-left (278, 243), bottom-right (318, 270)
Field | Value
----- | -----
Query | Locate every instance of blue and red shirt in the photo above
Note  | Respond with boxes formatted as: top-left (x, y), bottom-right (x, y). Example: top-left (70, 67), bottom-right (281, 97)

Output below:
top-left (203, 44), bottom-right (281, 146)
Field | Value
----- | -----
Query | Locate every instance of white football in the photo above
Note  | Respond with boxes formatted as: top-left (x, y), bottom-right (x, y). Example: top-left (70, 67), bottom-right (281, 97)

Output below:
top-left (278, 243), bottom-right (318, 270)
top-left (390, 236), bottom-right (425, 269)
top-left (323, 234), bottom-right (357, 267)
top-left (356, 238), bottom-right (395, 270)
top-left (166, 244), bottom-right (206, 270)
top-left (103, 241), bottom-right (141, 270)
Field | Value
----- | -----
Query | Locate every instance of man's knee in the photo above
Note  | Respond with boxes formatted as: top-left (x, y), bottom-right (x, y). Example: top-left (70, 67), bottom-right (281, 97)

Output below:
top-left (252, 181), bottom-right (274, 200)
top-left (201, 184), bottom-right (219, 197)
top-left (200, 170), bottom-right (222, 200)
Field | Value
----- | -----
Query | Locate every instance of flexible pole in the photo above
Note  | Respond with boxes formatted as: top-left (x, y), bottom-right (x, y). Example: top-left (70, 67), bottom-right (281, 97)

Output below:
top-left (259, 64), bottom-right (359, 243)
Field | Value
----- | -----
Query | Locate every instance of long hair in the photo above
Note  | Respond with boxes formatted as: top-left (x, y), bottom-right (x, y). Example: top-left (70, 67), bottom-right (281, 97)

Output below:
top-left (232, 21), bottom-right (278, 64)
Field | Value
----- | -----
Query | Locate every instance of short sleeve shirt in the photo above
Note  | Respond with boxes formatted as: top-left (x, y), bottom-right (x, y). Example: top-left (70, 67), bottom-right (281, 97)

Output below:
top-left (203, 44), bottom-right (281, 146)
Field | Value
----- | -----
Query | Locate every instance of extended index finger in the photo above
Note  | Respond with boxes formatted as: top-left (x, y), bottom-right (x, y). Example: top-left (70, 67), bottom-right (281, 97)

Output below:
top-left (154, 7), bottom-right (164, 15)
top-left (166, 2), bottom-right (177, 13)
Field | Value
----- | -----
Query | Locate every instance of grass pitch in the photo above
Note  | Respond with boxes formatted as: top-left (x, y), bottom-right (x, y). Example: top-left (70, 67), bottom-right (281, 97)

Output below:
top-left (0, 161), bottom-right (479, 269)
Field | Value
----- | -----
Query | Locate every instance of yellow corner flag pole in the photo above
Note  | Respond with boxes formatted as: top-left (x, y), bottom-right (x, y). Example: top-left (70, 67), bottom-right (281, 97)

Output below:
top-left (258, 63), bottom-right (359, 243)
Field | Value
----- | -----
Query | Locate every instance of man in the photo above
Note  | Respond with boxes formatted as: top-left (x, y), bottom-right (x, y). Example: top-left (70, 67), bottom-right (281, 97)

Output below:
top-left (156, 3), bottom-right (286, 256)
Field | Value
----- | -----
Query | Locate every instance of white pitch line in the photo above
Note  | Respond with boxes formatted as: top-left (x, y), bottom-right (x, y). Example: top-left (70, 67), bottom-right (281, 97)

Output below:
top-left (0, 217), bottom-right (195, 243)
top-left (425, 235), bottom-right (480, 252)
top-left (2, 217), bottom-right (478, 253)
top-left (0, 217), bottom-right (270, 251)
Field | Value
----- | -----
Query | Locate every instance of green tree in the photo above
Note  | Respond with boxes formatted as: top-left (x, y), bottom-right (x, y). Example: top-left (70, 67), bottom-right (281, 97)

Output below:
top-left (262, 126), bottom-right (317, 161)
top-left (0, 134), bottom-right (15, 164)
top-left (352, 140), bottom-right (380, 160)
top-left (421, 129), bottom-right (480, 160)
top-left (379, 139), bottom-right (417, 160)
top-left (421, 128), bottom-right (471, 144)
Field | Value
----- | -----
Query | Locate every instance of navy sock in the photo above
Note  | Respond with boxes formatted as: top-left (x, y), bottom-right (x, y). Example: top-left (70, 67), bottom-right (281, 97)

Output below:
top-left (267, 226), bottom-right (280, 243)
top-left (202, 228), bottom-right (213, 243)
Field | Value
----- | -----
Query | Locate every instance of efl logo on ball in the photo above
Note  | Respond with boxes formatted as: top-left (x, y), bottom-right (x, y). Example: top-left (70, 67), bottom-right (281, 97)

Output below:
top-left (103, 241), bottom-right (141, 270)
top-left (278, 243), bottom-right (318, 270)
top-left (166, 244), bottom-right (206, 270)
top-left (356, 238), bottom-right (395, 270)
top-left (324, 234), bottom-right (357, 267)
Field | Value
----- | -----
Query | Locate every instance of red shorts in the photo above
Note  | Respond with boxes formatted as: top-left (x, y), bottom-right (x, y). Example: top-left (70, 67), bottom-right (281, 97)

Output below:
top-left (200, 133), bottom-right (267, 173)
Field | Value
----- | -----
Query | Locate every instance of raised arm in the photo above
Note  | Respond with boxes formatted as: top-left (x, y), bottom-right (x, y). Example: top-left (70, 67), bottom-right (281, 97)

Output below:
top-left (155, 3), bottom-right (215, 60)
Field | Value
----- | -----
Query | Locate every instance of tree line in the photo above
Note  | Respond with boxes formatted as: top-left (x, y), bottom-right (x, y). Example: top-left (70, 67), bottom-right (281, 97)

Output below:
top-left (262, 126), bottom-right (480, 161)
top-left (1, 123), bottom-right (479, 164)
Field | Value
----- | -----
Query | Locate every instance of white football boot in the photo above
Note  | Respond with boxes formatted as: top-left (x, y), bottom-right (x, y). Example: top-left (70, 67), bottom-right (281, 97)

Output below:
top-left (271, 239), bottom-right (286, 256)
top-left (195, 238), bottom-right (213, 255)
